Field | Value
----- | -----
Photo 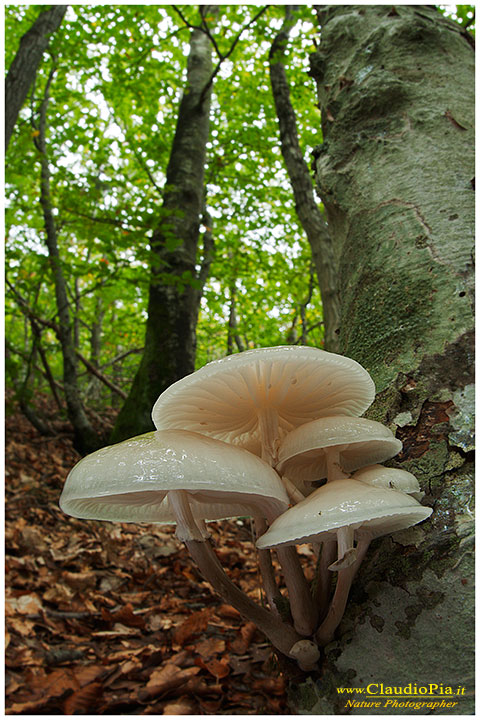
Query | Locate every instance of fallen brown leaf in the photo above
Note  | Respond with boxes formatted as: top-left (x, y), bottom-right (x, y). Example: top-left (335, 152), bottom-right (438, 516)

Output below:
top-left (195, 655), bottom-right (230, 679)
top-left (196, 636), bottom-right (226, 658)
top-left (139, 663), bottom-right (201, 701)
top-left (162, 696), bottom-right (198, 714)
top-left (63, 681), bottom-right (103, 714)
top-left (215, 603), bottom-right (241, 620)
top-left (173, 607), bottom-right (213, 645)
top-left (231, 621), bottom-right (257, 653)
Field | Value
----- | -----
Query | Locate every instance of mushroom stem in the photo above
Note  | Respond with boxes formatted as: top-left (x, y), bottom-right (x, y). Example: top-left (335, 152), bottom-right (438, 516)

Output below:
top-left (168, 490), bottom-right (309, 661)
top-left (325, 447), bottom-right (349, 483)
top-left (167, 490), bottom-right (209, 542)
top-left (258, 407), bottom-right (280, 466)
top-left (315, 536), bottom-right (371, 646)
top-left (315, 449), bottom-right (353, 607)
top-left (313, 539), bottom-right (337, 621)
top-left (328, 525), bottom-right (357, 571)
top-left (276, 546), bottom-right (318, 636)
top-left (281, 475), bottom-right (306, 504)
top-left (254, 516), bottom-right (283, 616)
top-left (185, 536), bottom-right (306, 659)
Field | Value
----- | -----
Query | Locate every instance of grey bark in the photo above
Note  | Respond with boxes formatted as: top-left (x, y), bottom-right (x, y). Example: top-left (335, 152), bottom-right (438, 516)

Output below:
top-left (84, 294), bottom-right (106, 402)
top-left (269, 8), bottom-right (341, 351)
top-left (110, 7), bottom-right (216, 443)
top-left (5, 4), bottom-right (67, 151)
top-left (34, 64), bottom-right (99, 454)
top-left (227, 282), bottom-right (246, 354)
top-left (289, 6), bottom-right (474, 713)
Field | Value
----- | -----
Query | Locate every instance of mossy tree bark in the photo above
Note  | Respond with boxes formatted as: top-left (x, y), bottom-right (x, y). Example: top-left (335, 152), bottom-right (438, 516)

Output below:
top-left (288, 6), bottom-right (474, 713)
top-left (110, 7), bottom-right (216, 444)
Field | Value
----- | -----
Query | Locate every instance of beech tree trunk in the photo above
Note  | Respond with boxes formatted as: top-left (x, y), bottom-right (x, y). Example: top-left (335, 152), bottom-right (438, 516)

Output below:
top-left (110, 7), bottom-right (216, 443)
top-left (288, 6), bottom-right (474, 713)
top-left (5, 4), bottom-right (67, 151)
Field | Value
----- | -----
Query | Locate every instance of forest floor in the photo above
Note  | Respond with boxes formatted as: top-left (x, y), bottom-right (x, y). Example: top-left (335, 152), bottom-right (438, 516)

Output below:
top-left (5, 400), bottom-right (312, 715)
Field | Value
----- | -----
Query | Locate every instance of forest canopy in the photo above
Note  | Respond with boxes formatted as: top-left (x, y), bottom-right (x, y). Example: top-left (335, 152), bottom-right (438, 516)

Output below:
top-left (5, 4), bottom-right (474, 440)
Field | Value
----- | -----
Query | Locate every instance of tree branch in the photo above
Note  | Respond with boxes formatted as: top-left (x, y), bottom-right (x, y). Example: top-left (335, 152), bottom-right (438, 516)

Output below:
top-left (197, 6), bottom-right (270, 107)
top-left (5, 277), bottom-right (58, 332)
top-left (100, 347), bottom-right (145, 369)
top-left (75, 351), bottom-right (127, 399)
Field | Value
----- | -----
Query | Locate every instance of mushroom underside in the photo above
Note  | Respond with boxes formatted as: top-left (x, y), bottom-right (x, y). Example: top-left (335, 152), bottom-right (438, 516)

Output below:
top-left (60, 488), bottom-right (286, 524)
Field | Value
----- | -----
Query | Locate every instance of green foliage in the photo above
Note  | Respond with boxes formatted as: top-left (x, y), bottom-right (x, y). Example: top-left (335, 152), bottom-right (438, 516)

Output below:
top-left (438, 5), bottom-right (475, 31)
top-left (5, 4), bottom-right (324, 415)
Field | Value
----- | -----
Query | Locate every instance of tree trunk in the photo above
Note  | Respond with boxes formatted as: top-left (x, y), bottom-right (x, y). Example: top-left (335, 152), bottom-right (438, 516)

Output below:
top-left (289, 6), bottom-right (474, 713)
top-left (110, 7), bottom-right (216, 444)
top-left (5, 4), bottom-right (67, 151)
top-left (269, 7), bottom-right (341, 352)
top-left (85, 294), bottom-right (105, 402)
top-left (35, 64), bottom-right (99, 455)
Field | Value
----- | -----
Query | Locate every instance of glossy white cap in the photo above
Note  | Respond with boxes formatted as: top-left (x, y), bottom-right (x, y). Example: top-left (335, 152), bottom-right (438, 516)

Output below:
top-left (276, 416), bottom-right (402, 482)
top-left (256, 477), bottom-right (432, 549)
top-left (353, 464), bottom-right (421, 495)
top-left (60, 429), bottom-right (289, 524)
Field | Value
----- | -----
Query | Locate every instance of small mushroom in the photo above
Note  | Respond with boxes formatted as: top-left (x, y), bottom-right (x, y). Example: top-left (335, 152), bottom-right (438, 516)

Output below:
top-left (256, 477), bottom-right (432, 644)
top-left (276, 416), bottom-right (403, 614)
top-left (353, 464), bottom-right (422, 499)
top-left (60, 429), bottom-right (309, 659)
top-left (276, 416), bottom-right (403, 492)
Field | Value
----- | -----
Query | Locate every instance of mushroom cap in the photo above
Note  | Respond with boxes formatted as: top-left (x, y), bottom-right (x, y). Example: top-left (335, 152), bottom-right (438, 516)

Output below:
top-left (60, 430), bottom-right (289, 524)
top-left (353, 464), bottom-right (420, 494)
top-left (151, 346), bottom-right (375, 453)
top-left (276, 416), bottom-right (402, 482)
top-left (256, 477), bottom-right (432, 549)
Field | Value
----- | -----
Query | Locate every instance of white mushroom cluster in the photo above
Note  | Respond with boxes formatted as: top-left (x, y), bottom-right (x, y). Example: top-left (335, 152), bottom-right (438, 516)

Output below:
top-left (60, 346), bottom-right (432, 667)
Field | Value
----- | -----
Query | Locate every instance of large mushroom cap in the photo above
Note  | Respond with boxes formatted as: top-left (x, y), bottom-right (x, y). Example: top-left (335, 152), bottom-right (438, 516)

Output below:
top-left (60, 430), bottom-right (289, 524)
top-left (256, 477), bottom-right (432, 549)
top-left (276, 416), bottom-right (402, 482)
top-left (152, 346), bottom-right (375, 457)
top-left (353, 464), bottom-right (420, 495)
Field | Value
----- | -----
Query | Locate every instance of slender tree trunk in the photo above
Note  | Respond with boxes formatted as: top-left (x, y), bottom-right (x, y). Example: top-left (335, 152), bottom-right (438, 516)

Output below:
top-left (85, 294), bottom-right (105, 402)
top-left (227, 282), bottom-right (246, 355)
top-left (269, 8), bottom-right (340, 351)
top-left (30, 317), bottom-right (63, 411)
top-left (5, 4), bottom-right (67, 151)
top-left (288, 6), bottom-right (474, 713)
top-left (16, 337), bottom-right (55, 436)
top-left (110, 7), bottom-right (216, 443)
top-left (34, 63), bottom-right (99, 454)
